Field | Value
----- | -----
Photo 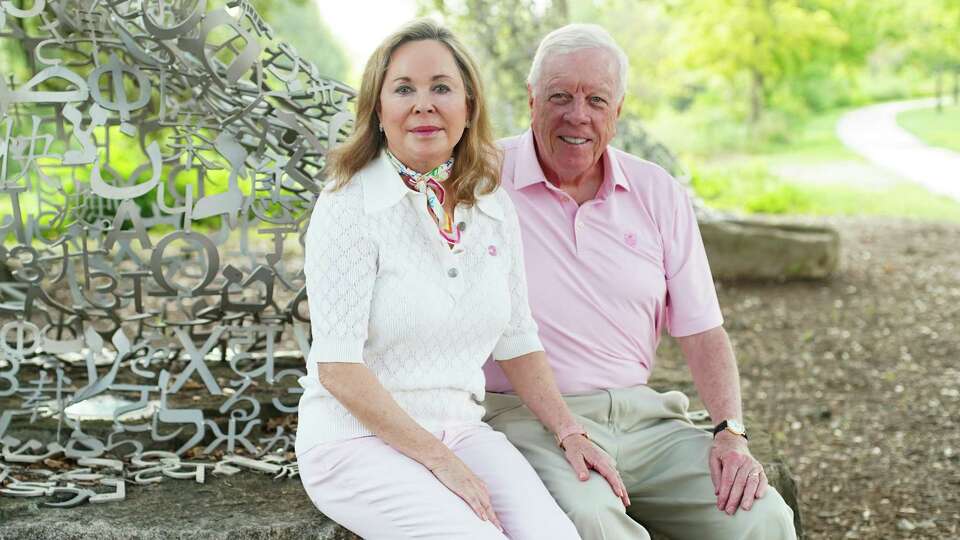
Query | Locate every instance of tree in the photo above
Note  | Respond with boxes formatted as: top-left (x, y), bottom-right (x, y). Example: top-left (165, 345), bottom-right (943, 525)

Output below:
top-left (568, 0), bottom-right (680, 118)
top-left (672, 0), bottom-right (848, 123)
top-left (898, 0), bottom-right (960, 109)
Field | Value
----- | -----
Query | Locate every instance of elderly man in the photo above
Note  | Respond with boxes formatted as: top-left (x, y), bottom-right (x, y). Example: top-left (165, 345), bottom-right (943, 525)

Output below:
top-left (482, 24), bottom-right (796, 540)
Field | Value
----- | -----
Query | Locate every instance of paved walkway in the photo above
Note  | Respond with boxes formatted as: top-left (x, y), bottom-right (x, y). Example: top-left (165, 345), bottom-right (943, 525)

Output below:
top-left (837, 98), bottom-right (960, 201)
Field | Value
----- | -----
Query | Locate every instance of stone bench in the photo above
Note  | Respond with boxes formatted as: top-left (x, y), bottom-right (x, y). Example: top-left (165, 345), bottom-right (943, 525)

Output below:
top-left (1, 425), bottom-right (802, 540)
top-left (0, 471), bottom-right (358, 540)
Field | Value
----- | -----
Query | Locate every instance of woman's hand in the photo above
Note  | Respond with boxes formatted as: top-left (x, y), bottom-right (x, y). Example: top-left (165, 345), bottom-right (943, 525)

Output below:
top-left (560, 434), bottom-right (631, 508)
top-left (428, 454), bottom-right (504, 532)
top-left (317, 364), bottom-right (502, 529)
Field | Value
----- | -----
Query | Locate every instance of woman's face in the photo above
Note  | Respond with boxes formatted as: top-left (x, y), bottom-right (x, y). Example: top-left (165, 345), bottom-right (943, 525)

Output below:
top-left (379, 39), bottom-right (470, 173)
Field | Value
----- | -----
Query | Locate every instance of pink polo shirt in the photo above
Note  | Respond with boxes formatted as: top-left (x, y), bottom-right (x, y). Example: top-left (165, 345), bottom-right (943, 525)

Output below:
top-left (483, 130), bottom-right (723, 394)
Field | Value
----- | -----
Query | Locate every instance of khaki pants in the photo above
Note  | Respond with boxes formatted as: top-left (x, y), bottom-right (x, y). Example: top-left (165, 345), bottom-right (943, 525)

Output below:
top-left (483, 386), bottom-right (796, 540)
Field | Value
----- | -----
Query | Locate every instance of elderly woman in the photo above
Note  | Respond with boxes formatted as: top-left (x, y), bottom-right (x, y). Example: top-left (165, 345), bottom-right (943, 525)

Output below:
top-left (295, 19), bottom-right (623, 539)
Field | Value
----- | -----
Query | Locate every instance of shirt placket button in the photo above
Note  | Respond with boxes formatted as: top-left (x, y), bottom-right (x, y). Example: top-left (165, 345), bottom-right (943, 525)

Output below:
top-left (448, 268), bottom-right (459, 278)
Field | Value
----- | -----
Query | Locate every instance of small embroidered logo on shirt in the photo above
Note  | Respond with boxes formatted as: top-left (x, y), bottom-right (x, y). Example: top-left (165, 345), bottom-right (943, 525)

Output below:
top-left (624, 232), bottom-right (637, 248)
top-left (488, 245), bottom-right (498, 256)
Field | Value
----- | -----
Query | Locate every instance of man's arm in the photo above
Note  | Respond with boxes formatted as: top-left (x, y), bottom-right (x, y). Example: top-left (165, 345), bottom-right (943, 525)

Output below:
top-left (676, 325), bottom-right (769, 515)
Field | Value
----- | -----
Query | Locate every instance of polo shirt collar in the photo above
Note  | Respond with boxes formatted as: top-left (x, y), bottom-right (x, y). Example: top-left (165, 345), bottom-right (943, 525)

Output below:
top-left (361, 150), bottom-right (503, 221)
top-left (600, 145), bottom-right (632, 195)
top-left (475, 190), bottom-right (504, 221)
top-left (512, 129), bottom-right (632, 194)
top-left (513, 130), bottom-right (550, 190)
top-left (362, 151), bottom-right (409, 214)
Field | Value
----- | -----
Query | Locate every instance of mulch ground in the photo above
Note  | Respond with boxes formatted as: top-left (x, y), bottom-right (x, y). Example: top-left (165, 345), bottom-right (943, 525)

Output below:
top-left (655, 217), bottom-right (960, 539)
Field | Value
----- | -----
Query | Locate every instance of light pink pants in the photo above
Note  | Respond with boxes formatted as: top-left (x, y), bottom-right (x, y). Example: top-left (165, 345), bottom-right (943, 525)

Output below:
top-left (297, 423), bottom-right (580, 539)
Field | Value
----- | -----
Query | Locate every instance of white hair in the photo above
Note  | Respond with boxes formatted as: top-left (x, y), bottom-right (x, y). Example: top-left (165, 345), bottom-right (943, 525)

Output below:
top-left (527, 23), bottom-right (629, 101)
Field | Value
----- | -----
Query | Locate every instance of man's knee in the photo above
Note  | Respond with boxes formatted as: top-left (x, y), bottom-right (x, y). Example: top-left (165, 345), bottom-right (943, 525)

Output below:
top-left (749, 492), bottom-right (796, 539)
top-left (713, 489), bottom-right (796, 540)
top-left (551, 476), bottom-right (650, 539)
top-left (562, 490), bottom-right (625, 524)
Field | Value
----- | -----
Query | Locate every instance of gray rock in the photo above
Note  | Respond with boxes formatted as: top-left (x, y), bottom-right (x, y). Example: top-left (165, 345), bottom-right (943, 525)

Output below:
top-left (897, 518), bottom-right (917, 531)
top-left (700, 218), bottom-right (840, 281)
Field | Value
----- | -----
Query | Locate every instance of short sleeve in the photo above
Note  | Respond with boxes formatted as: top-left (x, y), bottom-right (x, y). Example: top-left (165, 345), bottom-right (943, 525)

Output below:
top-left (303, 186), bottom-right (377, 363)
top-left (663, 185), bottom-right (724, 337)
top-left (492, 191), bottom-right (545, 360)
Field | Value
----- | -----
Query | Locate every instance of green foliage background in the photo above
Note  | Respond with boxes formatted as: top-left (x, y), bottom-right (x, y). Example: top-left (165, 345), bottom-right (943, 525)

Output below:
top-left (2, 0), bottom-right (958, 225)
top-left (421, 0), bottom-right (960, 141)
top-left (420, 0), bottom-right (960, 221)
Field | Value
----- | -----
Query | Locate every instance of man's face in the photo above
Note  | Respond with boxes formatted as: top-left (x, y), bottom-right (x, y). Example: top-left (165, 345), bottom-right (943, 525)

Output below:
top-left (529, 48), bottom-right (622, 183)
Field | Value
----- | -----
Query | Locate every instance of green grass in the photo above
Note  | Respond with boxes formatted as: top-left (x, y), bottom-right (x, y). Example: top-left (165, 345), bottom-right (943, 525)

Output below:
top-left (647, 106), bottom-right (862, 160)
top-left (673, 105), bottom-right (960, 222)
top-left (692, 161), bottom-right (960, 222)
top-left (896, 103), bottom-right (960, 153)
top-left (757, 108), bottom-right (859, 160)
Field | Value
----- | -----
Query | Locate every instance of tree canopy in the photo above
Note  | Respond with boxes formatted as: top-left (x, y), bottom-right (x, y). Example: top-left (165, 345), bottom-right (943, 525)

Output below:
top-left (421, 0), bottom-right (960, 135)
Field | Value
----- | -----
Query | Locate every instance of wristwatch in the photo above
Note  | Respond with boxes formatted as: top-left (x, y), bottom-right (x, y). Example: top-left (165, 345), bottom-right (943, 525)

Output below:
top-left (712, 419), bottom-right (748, 440)
top-left (554, 424), bottom-right (589, 449)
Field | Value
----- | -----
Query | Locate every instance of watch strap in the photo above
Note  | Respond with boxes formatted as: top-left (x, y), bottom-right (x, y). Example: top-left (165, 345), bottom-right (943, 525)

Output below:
top-left (712, 420), bottom-right (748, 440)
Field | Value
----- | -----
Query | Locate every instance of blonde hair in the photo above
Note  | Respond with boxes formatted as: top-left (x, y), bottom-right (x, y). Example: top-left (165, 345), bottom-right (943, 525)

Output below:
top-left (326, 18), bottom-right (498, 206)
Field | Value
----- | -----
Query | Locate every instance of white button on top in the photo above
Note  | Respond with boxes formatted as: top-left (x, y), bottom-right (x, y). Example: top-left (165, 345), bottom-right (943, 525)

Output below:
top-left (448, 268), bottom-right (459, 278)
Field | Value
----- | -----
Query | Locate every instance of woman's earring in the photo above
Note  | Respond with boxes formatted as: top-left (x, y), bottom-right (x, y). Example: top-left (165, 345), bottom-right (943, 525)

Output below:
top-left (378, 122), bottom-right (383, 132)
top-left (465, 120), bottom-right (471, 129)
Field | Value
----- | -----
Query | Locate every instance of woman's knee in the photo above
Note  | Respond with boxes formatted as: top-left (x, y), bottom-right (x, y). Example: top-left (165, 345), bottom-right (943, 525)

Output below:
top-left (498, 490), bottom-right (580, 540)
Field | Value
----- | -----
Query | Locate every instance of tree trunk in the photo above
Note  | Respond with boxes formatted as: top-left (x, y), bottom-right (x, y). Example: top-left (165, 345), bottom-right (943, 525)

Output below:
top-left (749, 69), bottom-right (764, 124)
top-left (936, 69), bottom-right (943, 113)
top-left (552, 0), bottom-right (569, 20)
top-left (953, 67), bottom-right (959, 105)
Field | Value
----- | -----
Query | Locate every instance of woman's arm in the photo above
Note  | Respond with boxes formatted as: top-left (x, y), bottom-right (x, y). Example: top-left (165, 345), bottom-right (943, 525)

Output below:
top-left (497, 351), bottom-right (630, 506)
top-left (318, 362), bottom-right (449, 467)
top-left (494, 351), bottom-right (579, 435)
top-left (318, 362), bottom-right (502, 530)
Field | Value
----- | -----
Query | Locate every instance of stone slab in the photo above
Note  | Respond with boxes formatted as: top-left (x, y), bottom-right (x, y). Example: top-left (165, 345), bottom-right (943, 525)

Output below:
top-left (0, 472), bottom-right (358, 540)
top-left (701, 218), bottom-right (840, 281)
top-left (1, 426), bottom-right (801, 539)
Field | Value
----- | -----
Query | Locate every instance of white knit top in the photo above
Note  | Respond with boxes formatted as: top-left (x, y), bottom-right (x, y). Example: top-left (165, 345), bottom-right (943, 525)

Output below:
top-left (295, 152), bottom-right (543, 454)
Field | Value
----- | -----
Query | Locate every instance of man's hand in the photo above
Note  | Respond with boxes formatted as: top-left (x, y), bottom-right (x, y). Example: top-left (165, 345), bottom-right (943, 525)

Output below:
top-left (709, 431), bottom-right (768, 515)
top-left (561, 434), bottom-right (631, 508)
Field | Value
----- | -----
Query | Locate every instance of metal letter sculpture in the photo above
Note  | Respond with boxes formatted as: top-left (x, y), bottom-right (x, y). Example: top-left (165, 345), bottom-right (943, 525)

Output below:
top-left (0, 0), bottom-right (355, 503)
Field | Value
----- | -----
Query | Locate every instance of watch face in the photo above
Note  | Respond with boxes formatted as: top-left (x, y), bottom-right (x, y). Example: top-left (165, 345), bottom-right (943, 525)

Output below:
top-left (727, 420), bottom-right (746, 434)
